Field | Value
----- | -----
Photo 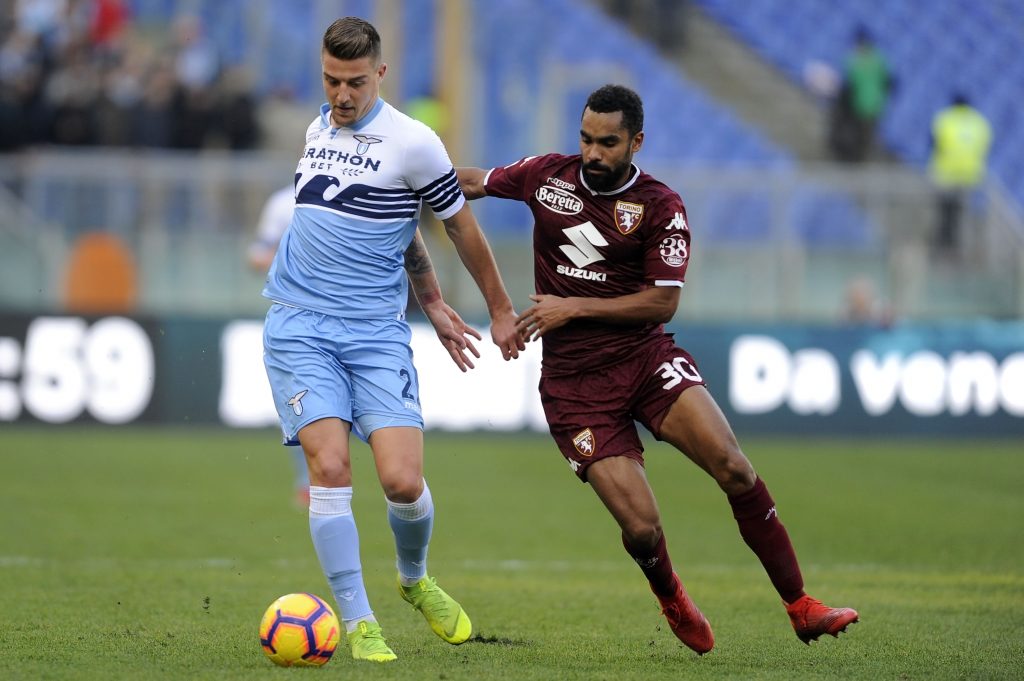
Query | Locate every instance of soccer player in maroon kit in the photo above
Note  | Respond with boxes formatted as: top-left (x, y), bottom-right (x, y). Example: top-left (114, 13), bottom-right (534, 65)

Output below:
top-left (457, 84), bottom-right (857, 654)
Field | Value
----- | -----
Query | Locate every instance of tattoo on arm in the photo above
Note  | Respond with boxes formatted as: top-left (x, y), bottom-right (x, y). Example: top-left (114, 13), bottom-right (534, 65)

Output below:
top-left (405, 231), bottom-right (442, 306)
top-left (404, 232), bottom-right (433, 276)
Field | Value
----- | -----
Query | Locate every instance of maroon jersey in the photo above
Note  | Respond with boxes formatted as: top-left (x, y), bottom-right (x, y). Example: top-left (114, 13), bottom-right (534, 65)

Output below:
top-left (485, 153), bottom-right (691, 373)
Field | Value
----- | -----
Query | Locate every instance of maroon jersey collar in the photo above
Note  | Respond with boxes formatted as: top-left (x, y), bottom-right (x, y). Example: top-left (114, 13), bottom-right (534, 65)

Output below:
top-left (578, 163), bottom-right (641, 196)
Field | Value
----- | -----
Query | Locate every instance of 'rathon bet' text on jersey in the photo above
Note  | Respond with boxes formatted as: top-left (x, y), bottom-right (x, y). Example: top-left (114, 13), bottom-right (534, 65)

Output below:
top-left (264, 99), bottom-right (463, 319)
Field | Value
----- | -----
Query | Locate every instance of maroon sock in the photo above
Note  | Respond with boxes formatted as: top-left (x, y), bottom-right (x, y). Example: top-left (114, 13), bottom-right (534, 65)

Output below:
top-left (622, 531), bottom-right (676, 598)
top-left (728, 477), bottom-right (806, 604)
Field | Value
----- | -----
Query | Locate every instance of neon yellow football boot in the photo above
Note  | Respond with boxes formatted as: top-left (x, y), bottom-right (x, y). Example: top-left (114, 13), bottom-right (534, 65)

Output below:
top-left (346, 620), bottom-right (397, 662)
top-left (398, 575), bottom-right (472, 644)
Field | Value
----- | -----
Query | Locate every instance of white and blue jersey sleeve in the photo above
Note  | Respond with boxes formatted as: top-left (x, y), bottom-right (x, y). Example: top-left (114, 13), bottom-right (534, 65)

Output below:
top-left (262, 99), bottom-right (465, 319)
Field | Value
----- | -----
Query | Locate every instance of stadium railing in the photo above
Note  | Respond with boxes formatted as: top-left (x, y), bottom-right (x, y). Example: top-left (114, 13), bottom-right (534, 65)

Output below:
top-left (1, 151), bottom-right (1022, 322)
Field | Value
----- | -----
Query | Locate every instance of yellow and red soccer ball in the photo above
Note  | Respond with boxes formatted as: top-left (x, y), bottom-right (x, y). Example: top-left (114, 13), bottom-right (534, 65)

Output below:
top-left (259, 593), bottom-right (340, 667)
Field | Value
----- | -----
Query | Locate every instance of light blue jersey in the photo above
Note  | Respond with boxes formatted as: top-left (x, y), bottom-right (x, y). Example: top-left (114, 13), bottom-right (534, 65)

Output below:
top-left (262, 98), bottom-right (464, 442)
top-left (263, 99), bottom-right (465, 319)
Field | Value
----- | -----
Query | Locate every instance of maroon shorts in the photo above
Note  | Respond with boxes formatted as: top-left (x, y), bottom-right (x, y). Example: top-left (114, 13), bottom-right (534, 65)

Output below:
top-left (539, 334), bottom-right (706, 481)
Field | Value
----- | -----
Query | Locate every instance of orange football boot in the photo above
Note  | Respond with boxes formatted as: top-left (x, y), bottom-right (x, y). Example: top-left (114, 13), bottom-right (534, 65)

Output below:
top-left (656, 573), bottom-right (714, 655)
top-left (786, 595), bottom-right (859, 644)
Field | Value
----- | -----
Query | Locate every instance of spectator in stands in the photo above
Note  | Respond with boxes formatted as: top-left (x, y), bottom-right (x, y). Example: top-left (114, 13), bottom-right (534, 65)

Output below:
top-left (218, 65), bottom-right (261, 149)
top-left (134, 56), bottom-right (176, 147)
top-left (0, 28), bottom-right (48, 148)
top-left (406, 90), bottom-right (450, 246)
top-left (88, 0), bottom-right (128, 53)
top-left (928, 93), bottom-right (993, 258)
top-left (826, 79), bottom-right (860, 162)
top-left (842, 276), bottom-right (892, 327)
top-left (833, 26), bottom-right (891, 162)
top-left (607, 0), bottom-right (688, 53)
top-left (95, 37), bottom-right (146, 145)
top-left (0, 5), bottom-right (265, 151)
top-left (169, 14), bottom-right (219, 148)
top-left (406, 91), bottom-right (449, 143)
top-left (44, 40), bottom-right (101, 145)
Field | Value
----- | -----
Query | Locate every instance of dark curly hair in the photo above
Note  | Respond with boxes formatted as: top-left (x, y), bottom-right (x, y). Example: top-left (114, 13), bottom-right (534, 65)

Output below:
top-left (584, 85), bottom-right (644, 137)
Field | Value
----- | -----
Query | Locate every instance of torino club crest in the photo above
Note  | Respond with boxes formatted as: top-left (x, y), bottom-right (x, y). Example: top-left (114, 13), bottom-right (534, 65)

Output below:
top-left (614, 201), bottom-right (644, 235)
top-left (573, 428), bottom-right (596, 457)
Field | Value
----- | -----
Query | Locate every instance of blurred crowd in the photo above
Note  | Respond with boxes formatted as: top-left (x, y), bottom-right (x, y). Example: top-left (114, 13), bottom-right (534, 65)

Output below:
top-left (0, 0), bottom-right (261, 151)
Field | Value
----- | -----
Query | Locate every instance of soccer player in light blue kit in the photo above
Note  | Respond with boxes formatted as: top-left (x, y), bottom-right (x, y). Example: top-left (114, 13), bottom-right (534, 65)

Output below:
top-left (262, 17), bottom-right (524, 663)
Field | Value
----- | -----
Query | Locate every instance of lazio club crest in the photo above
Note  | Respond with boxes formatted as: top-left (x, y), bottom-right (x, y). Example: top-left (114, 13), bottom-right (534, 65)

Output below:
top-left (573, 428), bottom-right (596, 457)
top-left (287, 389), bottom-right (308, 416)
top-left (614, 201), bottom-right (644, 235)
top-left (353, 134), bottom-right (382, 156)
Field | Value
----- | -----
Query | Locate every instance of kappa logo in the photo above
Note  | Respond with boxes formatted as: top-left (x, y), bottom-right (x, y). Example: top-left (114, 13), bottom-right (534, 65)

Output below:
top-left (547, 176), bottom-right (576, 191)
top-left (614, 200), bottom-right (644, 235)
top-left (636, 556), bottom-right (659, 568)
top-left (765, 506), bottom-right (778, 521)
top-left (353, 133), bottom-right (382, 155)
top-left (572, 428), bottom-right (596, 457)
top-left (665, 212), bottom-right (687, 231)
top-left (287, 390), bottom-right (308, 416)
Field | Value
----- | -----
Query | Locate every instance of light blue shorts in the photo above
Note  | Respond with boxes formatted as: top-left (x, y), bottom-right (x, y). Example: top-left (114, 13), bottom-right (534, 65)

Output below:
top-left (263, 304), bottom-right (423, 445)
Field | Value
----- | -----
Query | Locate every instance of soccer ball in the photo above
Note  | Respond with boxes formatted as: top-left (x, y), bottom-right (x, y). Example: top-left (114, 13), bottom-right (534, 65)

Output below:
top-left (259, 592), bottom-right (341, 667)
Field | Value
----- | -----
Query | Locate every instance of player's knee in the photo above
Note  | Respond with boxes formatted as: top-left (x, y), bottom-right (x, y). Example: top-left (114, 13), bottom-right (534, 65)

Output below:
top-left (622, 520), bottom-right (663, 552)
top-left (380, 474), bottom-right (423, 504)
top-left (712, 444), bottom-right (755, 494)
top-left (305, 450), bottom-right (350, 487)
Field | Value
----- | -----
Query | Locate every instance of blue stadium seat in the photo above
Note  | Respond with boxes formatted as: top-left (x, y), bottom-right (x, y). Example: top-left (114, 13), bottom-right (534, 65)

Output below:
top-left (700, 193), bottom-right (775, 243)
top-left (692, 0), bottom-right (1024, 212)
top-left (471, 0), bottom-right (793, 210)
top-left (788, 190), bottom-right (877, 250)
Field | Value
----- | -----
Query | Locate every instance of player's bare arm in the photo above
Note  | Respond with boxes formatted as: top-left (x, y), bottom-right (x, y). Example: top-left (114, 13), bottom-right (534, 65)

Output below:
top-left (517, 286), bottom-right (680, 341)
top-left (404, 229), bottom-right (482, 371)
top-left (441, 205), bottom-right (525, 360)
top-left (454, 167), bottom-right (488, 200)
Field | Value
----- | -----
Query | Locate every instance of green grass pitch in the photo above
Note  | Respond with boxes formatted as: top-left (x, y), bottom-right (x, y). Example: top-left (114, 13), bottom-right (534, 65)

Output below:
top-left (1, 427), bottom-right (1021, 680)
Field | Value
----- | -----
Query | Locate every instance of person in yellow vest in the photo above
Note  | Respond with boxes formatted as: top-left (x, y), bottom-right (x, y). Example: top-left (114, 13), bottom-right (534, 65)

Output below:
top-left (928, 93), bottom-right (993, 255)
top-left (406, 93), bottom-right (449, 144)
top-left (406, 92), bottom-right (451, 241)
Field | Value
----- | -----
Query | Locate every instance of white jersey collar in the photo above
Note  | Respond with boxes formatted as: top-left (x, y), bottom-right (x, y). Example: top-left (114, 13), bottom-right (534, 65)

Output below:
top-left (578, 162), bottom-right (641, 196)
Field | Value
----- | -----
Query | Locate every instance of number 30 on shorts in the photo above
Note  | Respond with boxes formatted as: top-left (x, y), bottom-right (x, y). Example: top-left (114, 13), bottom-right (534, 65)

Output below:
top-left (655, 356), bottom-right (702, 390)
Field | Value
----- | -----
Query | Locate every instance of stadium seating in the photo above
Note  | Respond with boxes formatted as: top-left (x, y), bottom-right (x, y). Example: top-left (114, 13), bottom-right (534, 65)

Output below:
top-left (468, 0), bottom-right (877, 247)
top-left (693, 0), bottom-right (1024, 209)
top-left (120, 0), bottom-right (879, 247)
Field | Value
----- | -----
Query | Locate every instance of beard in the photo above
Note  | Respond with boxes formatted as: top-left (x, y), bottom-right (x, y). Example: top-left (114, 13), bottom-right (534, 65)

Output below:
top-left (582, 160), bottom-right (630, 192)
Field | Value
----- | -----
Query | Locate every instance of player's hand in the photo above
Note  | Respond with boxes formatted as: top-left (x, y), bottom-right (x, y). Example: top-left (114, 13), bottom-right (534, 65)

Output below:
top-left (516, 294), bottom-right (576, 342)
top-left (422, 300), bottom-right (482, 371)
top-left (490, 308), bottom-right (525, 361)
